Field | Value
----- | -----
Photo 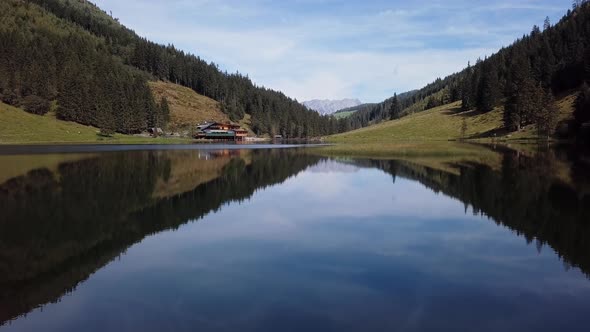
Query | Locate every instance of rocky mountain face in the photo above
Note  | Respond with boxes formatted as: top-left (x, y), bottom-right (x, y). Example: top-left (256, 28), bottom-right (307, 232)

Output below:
top-left (302, 99), bottom-right (362, 115)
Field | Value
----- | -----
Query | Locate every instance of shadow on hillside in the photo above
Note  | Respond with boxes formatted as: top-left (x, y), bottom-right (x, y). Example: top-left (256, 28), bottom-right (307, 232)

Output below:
top-left (441, 107), bottom-right (480, 118)
top-left (467, 127), bottom-right (511, 139)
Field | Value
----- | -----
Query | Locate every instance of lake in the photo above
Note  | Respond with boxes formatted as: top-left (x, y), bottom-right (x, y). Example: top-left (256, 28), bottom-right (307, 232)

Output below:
top-left (1, 144), bottom-right (589, 331)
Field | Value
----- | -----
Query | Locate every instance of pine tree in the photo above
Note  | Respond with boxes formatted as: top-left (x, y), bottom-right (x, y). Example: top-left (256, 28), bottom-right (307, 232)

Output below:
top-left (389, 93), bottom-right (400, 120)
top-left (539, 36), bottom-right (556, 88)
top-left (145, 87), bottom-right (159, 129)
top-left (534, 89), bottom-right (557, 137)
top-left (426, 96), bottom-right (438, 109)
top-left (22, 95), bottom-right (50, 115)
top-left (461, 62), bottom-right (473, 111)
top-left (573, 0), bottom-right (580, 10)
top-left (574, 83), bottom-right (590, 127)
top-left (97, 96), bottom-right (116, 136)
top-left (122, 77), bottom-right (145, 133)
top-left (477, 60), bottom-right (500, 113)
top-left (159, 96), bottom-right (171, 127)
top-left (57, 76), bottom-right (84, 122)
top-left (531, 25), bottom-right (541, 37)
top-left (469, 60), bottom-right (482, 109)
top-left (504, 53), bottom-right (540, 131)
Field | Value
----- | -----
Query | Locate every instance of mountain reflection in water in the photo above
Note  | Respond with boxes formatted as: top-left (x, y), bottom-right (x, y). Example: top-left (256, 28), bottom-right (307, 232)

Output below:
top-left (0, 145), bottom-right (589, 331)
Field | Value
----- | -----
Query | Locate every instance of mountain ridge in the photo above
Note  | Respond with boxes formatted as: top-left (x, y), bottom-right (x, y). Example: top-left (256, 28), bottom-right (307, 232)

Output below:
top-left (303, 99), bottom-right (362, 115)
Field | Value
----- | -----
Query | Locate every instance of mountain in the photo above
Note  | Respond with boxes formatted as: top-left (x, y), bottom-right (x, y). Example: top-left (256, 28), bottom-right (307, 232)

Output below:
top-left (0, 0), bottom-right (347, 138)
top-left (303, 99), bottom-right (362, 115)
top-left (343, 3), bottom-right (590, 142)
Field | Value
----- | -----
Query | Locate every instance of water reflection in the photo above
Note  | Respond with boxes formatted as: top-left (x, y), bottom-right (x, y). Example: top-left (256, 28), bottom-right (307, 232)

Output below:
top-left (0, 146), bottom-right (589, 331)
top-left (0, 149), bottom-right (321, 325)
top-left (359, 148), bottom-right (590, 276)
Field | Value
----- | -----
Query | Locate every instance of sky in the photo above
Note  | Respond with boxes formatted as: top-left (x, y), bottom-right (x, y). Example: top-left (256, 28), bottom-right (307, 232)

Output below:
top-left (93, 0), bottom-right (570, 103)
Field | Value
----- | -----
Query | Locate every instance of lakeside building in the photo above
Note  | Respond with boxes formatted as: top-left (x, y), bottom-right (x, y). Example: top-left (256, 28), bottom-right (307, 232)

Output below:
top-left (194, 122), bottom-right (248, 141)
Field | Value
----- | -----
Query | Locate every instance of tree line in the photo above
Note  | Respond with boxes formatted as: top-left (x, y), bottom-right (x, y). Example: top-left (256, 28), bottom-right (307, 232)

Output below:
top-left (21, 0), bottom-right (346, 137)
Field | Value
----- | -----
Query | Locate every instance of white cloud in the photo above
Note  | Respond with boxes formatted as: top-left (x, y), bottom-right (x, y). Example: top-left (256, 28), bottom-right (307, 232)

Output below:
top-left (264, 48), bottom-right (494, 101)
top-left (92, 0), bottom-right (569, 102)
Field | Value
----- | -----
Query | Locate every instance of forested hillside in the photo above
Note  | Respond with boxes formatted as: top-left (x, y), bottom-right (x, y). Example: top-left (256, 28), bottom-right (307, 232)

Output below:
top-left (0, 0), bottom-right (169, 134)
top-left (3, 0), bottom-right (344, 137)
top-left (346, 1), bottom-right (590, 142)
top-left (0, 0), bottom-right (344, 137)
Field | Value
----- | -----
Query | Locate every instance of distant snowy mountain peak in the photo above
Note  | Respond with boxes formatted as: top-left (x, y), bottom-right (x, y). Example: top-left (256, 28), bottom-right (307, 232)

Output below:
top-left (302, 99), bottom-right (362, 115)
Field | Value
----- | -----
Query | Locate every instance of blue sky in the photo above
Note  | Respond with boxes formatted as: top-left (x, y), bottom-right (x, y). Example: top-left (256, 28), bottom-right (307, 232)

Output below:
top-left (93, 0), bottom-right (570, 102)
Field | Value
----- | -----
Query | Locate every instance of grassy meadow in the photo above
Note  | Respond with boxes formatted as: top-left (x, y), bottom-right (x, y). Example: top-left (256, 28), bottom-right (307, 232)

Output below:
top-left (329, 101), bottom-right (501, 143)
top-left (149, 81), bottom-right (230, 132)
top-left (322, 93), bottom-right (577, 157)
top-left (0, 102), bottom-right (193, 144)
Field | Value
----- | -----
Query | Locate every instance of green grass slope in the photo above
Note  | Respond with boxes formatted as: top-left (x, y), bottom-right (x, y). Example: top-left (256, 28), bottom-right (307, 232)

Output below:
top-left (149, 81), bottom-right (230, 131)
top-left (323, 93), bottom-right (577, 157)
top-left (330, 93), bottom-right (576, 144)
top-left (0, 102), bottom-right (101, 144)
top-left (329, 101), bottom-right (503, 142)
top-left (0, 102), bottom-right (191, 144)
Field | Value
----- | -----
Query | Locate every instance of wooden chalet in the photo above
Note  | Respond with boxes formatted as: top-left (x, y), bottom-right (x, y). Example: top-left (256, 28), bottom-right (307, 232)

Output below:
top-left (194, 122), bottom-right (248, 141)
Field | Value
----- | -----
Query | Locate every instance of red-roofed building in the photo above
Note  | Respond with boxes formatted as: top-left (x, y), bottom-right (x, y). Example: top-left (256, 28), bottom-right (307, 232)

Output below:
top-left (194, 122), bottom-right (248, 140)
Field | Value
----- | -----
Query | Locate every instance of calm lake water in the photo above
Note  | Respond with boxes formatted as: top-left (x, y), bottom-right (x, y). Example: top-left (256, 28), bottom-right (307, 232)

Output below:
top-left (1, 145), bottom-right (589, 331)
